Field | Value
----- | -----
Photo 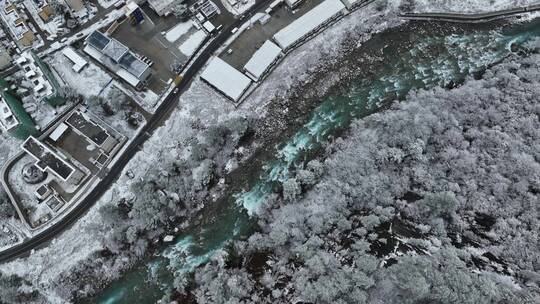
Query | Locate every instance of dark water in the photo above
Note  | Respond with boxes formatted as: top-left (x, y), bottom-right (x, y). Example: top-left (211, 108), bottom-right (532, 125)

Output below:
top-left (89, 18), bottom-right (540, 304)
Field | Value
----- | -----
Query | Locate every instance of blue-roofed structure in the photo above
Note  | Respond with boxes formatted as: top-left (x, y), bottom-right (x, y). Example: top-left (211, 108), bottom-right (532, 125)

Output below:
top-left (84, 31), bottom-right (152, 89)
top-left (87, 31), bottom-right (110, 51)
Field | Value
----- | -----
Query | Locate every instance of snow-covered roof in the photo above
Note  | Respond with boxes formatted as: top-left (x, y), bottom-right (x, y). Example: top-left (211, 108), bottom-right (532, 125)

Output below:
top-left (244, 40), bottom-right (282, 81)
top-left (62, 47), bottom-right (88, 73)
top-left (203, 21), bottom-right (215, 33)
top-left (85, 31), bottom-right (150, 85)
top-left (273, 0), bottom-right (345, 49)
top-left (179, 30), bottom-right (207, 57)
top-left (201, 57), bottom-right (252, 101)
top-left (103, 39), bottom-right (129, 63)
top-left (49, 123), bottom-right (69, 142)
top-left (118, 52), bottom-right (148, 78)
top-left (87, 31), bottom-right (110, 51)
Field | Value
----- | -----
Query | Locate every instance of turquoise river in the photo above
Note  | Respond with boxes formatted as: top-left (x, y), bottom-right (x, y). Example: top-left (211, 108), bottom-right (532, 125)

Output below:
top-left (90, 18), bottom-right (540, 304)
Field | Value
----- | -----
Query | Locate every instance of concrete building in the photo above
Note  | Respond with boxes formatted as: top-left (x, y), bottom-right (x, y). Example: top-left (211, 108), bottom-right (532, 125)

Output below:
top-left (84, 30), bottom-right (152, 90)
top-left (15, 51), bottom-right (65, 106)
top-left (201, 57), bottom-right (251, 102)
top-left (273, 0), bottom-right (345, 50)
top-left (0, 0), bottom-right (36, 47)
top-left (65, 111), bottom-right (119, 154)
top-left (26, 0), bottom-right (55, 22)
top-left (35, 184), bottom-right (51, 200)
top-left (243, 40), bottom-right (282, 81)
top-left (148, 0), bottom-right (175, 16)
top-left (62, 47), bottom-right (88, 73)
top-left (191, 0), bottom-right (220, 19)
top-left (22, 136), bottom-right (85, 185)
top-left (0, 79), bottom-right (38, 139)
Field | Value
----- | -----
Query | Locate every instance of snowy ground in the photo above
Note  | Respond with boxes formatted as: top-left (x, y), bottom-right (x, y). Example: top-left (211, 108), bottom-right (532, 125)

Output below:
top-left (115, 83), bottom-right (161, 114)
top-left (0, 134), bottom-right (25, 248)
top-left (8, 155), bottom-right (47, 216)
top-left (165, 21), bottom-right (195, 43)
top-left (179, 30), bottom-right (208, 57)
top-left (47, 50), bottom-right (112, 98)
top-left (0, 221), bottom-right (23, 249)
top-left (90, 83), bottom-right (146, 138)
top-left (411, 0), bottom-right (538, 13)
top-left (2, 0), bottom-right (540, 302)
top-left (28, 100), bottom-right (71, 130)
top-left (0, 134), bottom-right (21, 177)
top-left (0, 4), bottom-right (393, 298)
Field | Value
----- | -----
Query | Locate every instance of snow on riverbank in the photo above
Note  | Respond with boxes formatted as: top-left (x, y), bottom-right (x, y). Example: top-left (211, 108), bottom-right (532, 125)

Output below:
top-left (2, 0), bottom-right (540, 302)
top-left (412, 0), bottom-right (538, 13)
top-left (0, 1), bottom-right (392, 291)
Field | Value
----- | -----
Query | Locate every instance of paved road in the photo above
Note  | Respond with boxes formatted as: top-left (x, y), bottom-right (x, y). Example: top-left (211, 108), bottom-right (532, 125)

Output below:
top-left (401, 3), bottom-right (540, 23)
top-left (0, 0), bottom-right (272, 263)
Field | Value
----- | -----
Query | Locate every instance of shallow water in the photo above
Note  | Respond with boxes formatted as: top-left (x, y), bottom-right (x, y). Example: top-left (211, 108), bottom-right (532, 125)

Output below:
top-left (90, 18), bottom-right (540, 304)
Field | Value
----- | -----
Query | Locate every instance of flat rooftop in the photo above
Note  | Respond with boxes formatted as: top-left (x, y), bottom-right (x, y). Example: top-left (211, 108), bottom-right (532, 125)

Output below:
top-left (244, 40), bottom-right (282, 81)
top-left (201, 57), bottom-right (252, 101)
top-left (66, 111), bottom-right (110, 146)
top-left (22, 136), bottom-right (75, 181)
top-left (86, 31), bottom-right (150, 80)
top-left (0, 0), bottom-right (31, 39)
top-left (273, 0), bottom-right (345, 49)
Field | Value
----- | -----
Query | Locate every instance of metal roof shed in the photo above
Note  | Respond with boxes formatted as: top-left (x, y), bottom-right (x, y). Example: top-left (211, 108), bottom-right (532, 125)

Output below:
top-left (273, 0), bottom-right (345, 50)
top-left (244, 40), bottom-right (282, 81)
top-left (201, 57), bottom-right (251, 102)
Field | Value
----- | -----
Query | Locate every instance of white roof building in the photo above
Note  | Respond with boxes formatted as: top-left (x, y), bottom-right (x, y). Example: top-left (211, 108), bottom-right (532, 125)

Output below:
top-left (201, 57), bottom-right (252, 102)
top-left (273, 0), bottom-right (345, 50)
top-left (243, 40), bottom-right (282, 81)
top-left (62, 47), bottom-right (88, 73)
top-left (203, 20), bottom-right (216, 33)
top-left (49, 122), bottom-right (69, 141)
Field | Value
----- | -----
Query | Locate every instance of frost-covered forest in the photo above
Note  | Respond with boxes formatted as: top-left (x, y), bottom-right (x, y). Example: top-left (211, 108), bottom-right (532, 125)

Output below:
top-left (176, 40), bottom-right (540, 303)
top-left (1, 0), bottom-right (540, 302)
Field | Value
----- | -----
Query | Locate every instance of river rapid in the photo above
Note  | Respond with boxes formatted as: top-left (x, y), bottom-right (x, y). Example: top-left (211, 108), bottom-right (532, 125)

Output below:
top-left (88, 17), bottom-right (540, 304)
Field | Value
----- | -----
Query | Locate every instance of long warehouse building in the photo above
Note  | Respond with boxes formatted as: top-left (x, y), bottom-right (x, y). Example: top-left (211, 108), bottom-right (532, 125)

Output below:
top-left (273, 0), bottom-right (346, 50)
top-left (243, 40), bottom-right (283, 81)
top-left (201, 57), bottom-right (252, 102)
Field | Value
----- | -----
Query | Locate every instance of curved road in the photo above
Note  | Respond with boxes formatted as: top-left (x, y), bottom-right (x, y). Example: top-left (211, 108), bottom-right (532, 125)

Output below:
top-left (0, 0), bottom-right (272, 263)
top-left (400, 3), bottom-right (540, 23)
